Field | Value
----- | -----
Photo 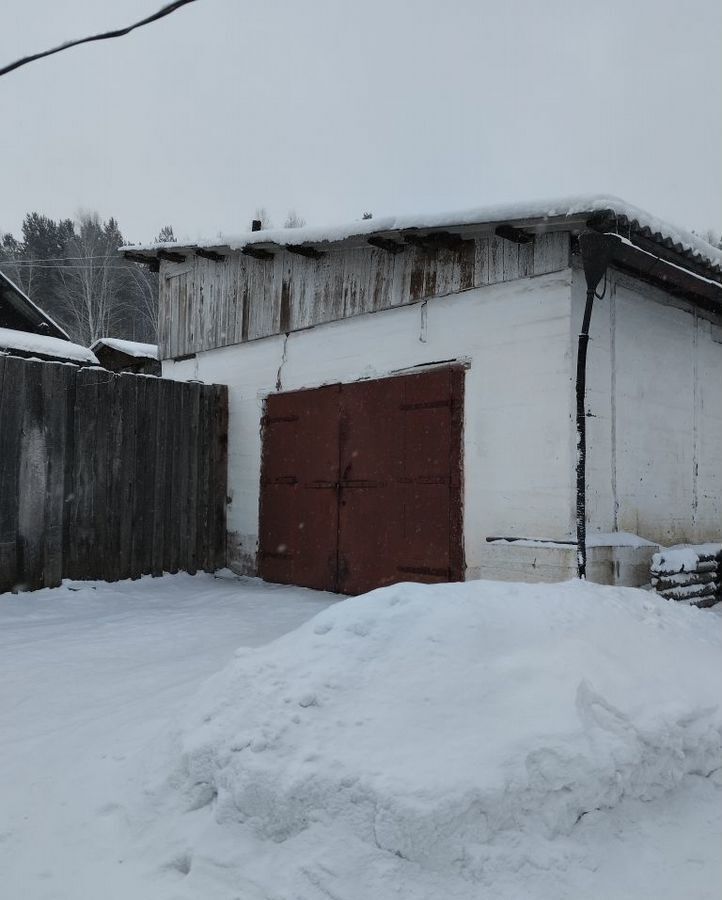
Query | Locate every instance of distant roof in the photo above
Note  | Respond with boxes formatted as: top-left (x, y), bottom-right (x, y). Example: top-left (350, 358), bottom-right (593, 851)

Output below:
top-left (0, 269), bottom-right (70, 340)
top-left (0, 327), bottom-right (98, 364)
top-left (122, 194), bottom-right (722, 280)
top-left (90, 337), bottom-right (158, 360)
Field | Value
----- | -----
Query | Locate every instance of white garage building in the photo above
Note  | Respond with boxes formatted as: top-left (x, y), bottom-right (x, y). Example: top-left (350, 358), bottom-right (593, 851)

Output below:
top-left (125, 196), bottom-right (722, 592)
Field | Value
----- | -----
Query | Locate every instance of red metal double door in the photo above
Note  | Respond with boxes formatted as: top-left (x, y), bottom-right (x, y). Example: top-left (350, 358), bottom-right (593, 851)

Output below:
top-left (259, 365), bottom-right (464, 595)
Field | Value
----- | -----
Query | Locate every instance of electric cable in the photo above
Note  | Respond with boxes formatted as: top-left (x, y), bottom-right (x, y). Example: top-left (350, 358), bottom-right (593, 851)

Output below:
top-left (0, 0), bottom-right (199, 79)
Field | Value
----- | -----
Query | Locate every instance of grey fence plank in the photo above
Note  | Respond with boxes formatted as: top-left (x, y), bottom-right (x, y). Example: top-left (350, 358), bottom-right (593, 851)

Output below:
top-left (18, 359), bottom-right (47, 591)
top-left (167, 380), bottom-right (182, 575)
top-left (203, 385), bottom-right (217, 571)
top-left (175, 381), bottom-right (190, 574)
top-left (61, 365), bottom-right (77, 579)
top-left (106, 370), bottom-right (124, 582)
top-left (129, 375), bottom-right (146, 580)
top-left (195, 385), bottom-right (211, 572)
top-left (212, 385), bottom-right (229, 570)
top-left (185, 381), bottom-right (200, 575)
top-left (41, 362), bottom-right (71, 589)
top-left (152, 377), bottom-right (170, 576)
top-left (140, 375), bottom-right (159, 577)
top-left (0, 356), bottom-right (22, 591)
top-left (118, 374), bottom-right (137, 580)
top-left (68, 367), bottom-right (99, 579)
top-left (93, 369), bottom-right (113, 580)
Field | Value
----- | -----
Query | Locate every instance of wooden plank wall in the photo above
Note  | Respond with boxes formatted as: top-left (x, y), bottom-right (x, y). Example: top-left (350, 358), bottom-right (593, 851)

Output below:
top-left (0, 355), bottom-right (228, 592)
top-left (159, 230), bottom-right (571, 359)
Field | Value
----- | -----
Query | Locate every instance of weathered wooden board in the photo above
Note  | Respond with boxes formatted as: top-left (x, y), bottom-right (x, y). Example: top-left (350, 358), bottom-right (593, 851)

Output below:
top-left (0, 357), bottom-right (22, 591)
top-left (158, 231), bottom-right (572, 359)
top-left (0, 357), bottom-right (228, 591)
top-left (152, 376), bottom-right (171, 576)
top-left (18, 359), bottom-right (48, 591)
top-left (41, 361), bottom-right (72, 588)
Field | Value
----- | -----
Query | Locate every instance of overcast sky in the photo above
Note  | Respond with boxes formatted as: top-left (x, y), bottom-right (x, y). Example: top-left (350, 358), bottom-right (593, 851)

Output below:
top-left (1, 0), bottom-right (720, 244)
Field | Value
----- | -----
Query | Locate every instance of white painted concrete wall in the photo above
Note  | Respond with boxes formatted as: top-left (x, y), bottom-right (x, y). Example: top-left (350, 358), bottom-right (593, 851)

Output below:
top-left (164, 271), bottom-right (575, 577)
top-left (580, 266), bottom-right (722, 546)
top-left (480, 542), bottom-right (657, 586)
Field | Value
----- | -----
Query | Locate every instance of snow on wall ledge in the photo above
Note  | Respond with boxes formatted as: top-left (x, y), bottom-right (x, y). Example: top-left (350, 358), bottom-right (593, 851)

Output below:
top-left (139, 579), bottom-right (722, 898)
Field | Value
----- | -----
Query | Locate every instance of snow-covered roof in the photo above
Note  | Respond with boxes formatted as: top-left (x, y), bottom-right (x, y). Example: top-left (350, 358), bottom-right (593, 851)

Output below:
top-left (0, 327), bottom-right (98, 364)
top-left (122, 194), bottom-right (722, 277)
top-left (0, 269), bottom-right (71, 340)
top-left (91, 337), bottom-right (158, 360)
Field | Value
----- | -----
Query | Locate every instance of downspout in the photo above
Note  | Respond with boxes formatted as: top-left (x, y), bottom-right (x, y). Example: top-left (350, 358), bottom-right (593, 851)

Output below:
top-left (575, 232), bottom-right (618, 579)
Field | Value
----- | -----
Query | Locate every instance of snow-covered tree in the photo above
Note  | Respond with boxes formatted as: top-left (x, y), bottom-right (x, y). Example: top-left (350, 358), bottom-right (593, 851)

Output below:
top-left (284, 210), bottom-right (306, 229)
top-left (155, 224), bottom-right (176, 243)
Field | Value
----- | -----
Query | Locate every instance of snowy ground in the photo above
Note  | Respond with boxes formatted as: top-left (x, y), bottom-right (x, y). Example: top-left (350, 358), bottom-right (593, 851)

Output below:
top-left (0, 571), bottom-right (333, 899)
top-left (0, 572), bottom-right (719, 899)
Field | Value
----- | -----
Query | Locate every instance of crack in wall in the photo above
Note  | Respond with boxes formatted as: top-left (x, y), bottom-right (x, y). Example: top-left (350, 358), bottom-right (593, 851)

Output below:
top-left (275, 332), bottom-right (289, 392)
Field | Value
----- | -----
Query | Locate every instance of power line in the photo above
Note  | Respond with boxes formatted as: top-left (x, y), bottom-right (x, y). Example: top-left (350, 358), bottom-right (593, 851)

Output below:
top-left (0, 0), bottom-right (199, 79)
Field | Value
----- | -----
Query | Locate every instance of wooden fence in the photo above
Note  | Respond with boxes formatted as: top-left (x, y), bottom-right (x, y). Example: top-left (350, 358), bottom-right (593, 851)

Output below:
top-left (0, 354), bottom-right (228, 592)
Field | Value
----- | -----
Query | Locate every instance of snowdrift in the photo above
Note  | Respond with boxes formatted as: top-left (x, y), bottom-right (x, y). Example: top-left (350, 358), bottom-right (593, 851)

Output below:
top-left (147, 580), bottom-right (721, 896)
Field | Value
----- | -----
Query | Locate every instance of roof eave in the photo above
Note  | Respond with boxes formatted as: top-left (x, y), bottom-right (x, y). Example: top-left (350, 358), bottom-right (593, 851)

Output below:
top-left (121, 210), bottom-right (722, 291)
top-left (593, 235), bottom-right (722, 314)
top-left (121, 214), bottom-right (589, 262)
top-left (585, 209), bottom-right (721, 281)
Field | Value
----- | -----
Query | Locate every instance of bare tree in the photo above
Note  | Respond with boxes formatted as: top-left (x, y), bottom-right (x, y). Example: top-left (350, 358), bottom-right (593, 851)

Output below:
top-left (1, 210), bottom-right (161, 344)
top-left (0, 233), bottom-right (36, 297)
top-left (57, 212), bottom-right (128, 345)
top-left (284, 210), bottom-right (306, 229)
top-left (123, 262), bottom-right (159, 340)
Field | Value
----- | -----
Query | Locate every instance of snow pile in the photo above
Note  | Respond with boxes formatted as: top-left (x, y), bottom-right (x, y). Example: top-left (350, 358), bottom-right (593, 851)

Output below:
top-left (146, 579), bottom-right (721, 896)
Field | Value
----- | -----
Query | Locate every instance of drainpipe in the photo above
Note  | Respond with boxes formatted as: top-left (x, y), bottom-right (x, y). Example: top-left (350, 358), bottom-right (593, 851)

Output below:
top-left (575, 232), bottom-right (618, 579)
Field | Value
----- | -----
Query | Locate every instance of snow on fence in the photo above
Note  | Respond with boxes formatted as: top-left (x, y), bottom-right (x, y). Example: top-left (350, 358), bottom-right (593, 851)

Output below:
top-left (0, 354), bottom-right (228, 592)
top-left (650, 544), bottom-right (722, 608)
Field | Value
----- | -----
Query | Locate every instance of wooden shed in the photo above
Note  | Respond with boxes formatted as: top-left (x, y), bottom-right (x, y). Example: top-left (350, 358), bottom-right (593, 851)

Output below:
top-left (0, 268), bottom-right (98, 365)
top-left (91, 338), bottom-right (160, 376)
top-left (124, 195), bottom-right (722, 593)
